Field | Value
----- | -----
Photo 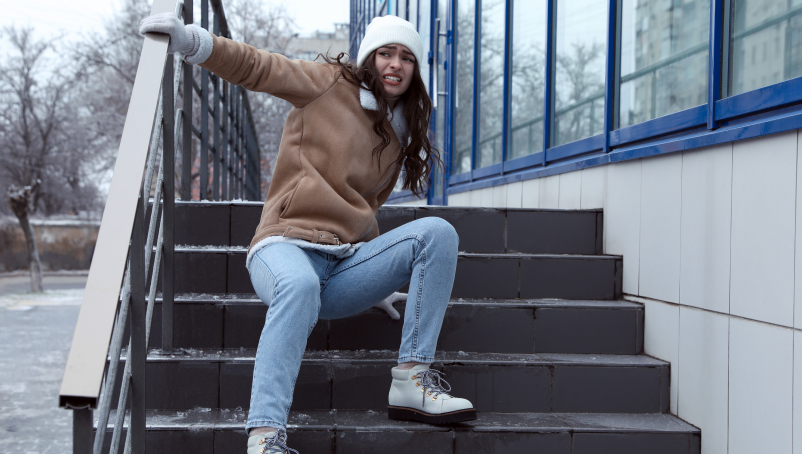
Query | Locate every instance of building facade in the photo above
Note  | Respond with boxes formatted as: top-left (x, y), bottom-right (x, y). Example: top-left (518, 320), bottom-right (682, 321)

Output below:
top-left (286, 23), bottom-right (350, 61)
top-left (352, 1), bottom-right (802, 453)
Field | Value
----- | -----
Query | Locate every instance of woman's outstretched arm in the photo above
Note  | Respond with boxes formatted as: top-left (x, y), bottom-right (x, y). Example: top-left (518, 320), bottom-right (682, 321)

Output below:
top-left (140, 12), bottom-right (340, 108)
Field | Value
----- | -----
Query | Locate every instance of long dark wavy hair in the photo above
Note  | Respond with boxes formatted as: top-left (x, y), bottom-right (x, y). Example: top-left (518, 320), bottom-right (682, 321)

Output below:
top-left (323, 50), bottom-right (441, 198)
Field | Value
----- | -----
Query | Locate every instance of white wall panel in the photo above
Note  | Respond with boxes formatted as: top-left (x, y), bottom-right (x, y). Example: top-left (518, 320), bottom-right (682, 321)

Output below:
top-left (448, 191), bottom-right (471, 207)
top-left (729, 318), bottom-right (793, 454)
top-left (677, 306), bottom-right (729, 454)
top-left (606, 160), bottom-right (642, 294)
top-left (397, 198), bottom-right (427, 206)
top-left (539, 175), bottom-right (560, 208)
top-left (642, 298), bottom-right (679, 413)
top-left (793, 331), bottom-right (802, 454)
top-left (580, 166), bottom-right (607, 209)
top-left (491, 185), bottom-right (507, 208)
top-left (794, 331), bottom-right (802, 454)
top-left (639, 153), bottom-right (682, 303)
top-left (680, 144), bottom-right (733, 313)
top-left (558, 171), bottom-right (581, 209)
top-left (506, 181), bottom-right (523, 208)
top-left (521, 178), bottom-right (540, 208)
top-left (472, 187), bottom-right (494, 207)
top-left (796, 130), bottom-right (802, 328)
top-left (731, 131), bottom-right (797, 326)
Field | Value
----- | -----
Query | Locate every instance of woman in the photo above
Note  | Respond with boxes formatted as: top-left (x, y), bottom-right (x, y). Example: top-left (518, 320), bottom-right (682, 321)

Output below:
top-left (140, 13), bottom-right (476, 454)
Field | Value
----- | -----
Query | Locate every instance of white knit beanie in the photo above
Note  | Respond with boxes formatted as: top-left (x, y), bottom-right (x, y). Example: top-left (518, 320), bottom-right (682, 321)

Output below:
top-left (357, 15), bottom-right (424, 75)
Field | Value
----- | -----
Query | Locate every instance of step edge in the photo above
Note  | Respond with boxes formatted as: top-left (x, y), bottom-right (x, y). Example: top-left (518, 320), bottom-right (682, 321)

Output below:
top-left (98, 409), bottom-right (698, 434)
top-left (113, 350), bottom-right (668, 367)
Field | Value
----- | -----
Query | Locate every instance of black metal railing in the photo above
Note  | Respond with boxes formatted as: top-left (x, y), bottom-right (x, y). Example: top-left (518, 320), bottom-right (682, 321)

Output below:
top-left (59, 0), bottom-right (261, 452)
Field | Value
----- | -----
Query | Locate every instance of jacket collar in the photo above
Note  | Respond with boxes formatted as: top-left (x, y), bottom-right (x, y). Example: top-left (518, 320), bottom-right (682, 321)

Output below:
top-left (360, 86), bottom-right (410, 145)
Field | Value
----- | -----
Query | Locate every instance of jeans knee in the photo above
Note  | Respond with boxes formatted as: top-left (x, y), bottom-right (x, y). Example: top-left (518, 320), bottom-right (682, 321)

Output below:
top-left (280, 272), bottom-right (319, 298)
top-left (269, 271), bottom-right (319, 315)
top-left (418, 217), bottom-right (459, 253)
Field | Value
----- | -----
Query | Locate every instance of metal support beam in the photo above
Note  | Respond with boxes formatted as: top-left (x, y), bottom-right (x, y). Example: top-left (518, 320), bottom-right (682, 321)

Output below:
top-left (72, 408), bottom-right (93, 454)
top-left (130, 196), bottom-right (146, 454)
top-left (200, 0), bottom-right (209, 200)
top-left (542, 0), bottom-right (555, 164)
top-left (602, 0), bottom-right (619, 151)
top-left (181, 0), bottom-right (194, 200)
top-left (162, 56), bottom-right (175, 354)
top-left (221, 82), bottom-right (229, 200)
top-left (708, 0), bottom-right (725, 129)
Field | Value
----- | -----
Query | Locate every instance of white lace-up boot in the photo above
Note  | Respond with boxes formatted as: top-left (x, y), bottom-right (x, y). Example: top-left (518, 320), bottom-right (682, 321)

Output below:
top-left (247, 430), bottom-right (299, 454)
top-left (387, 363), bottom-right (476, 424)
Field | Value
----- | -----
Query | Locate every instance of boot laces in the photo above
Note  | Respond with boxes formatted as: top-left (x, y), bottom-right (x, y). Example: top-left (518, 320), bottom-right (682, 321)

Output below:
top-left (417, 369), bottom-right (452, 406)
top-left (259, 431), bottom-right (299, 454)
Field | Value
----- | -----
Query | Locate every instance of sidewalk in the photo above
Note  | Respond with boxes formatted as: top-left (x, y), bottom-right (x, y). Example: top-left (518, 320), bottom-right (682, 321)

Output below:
top-left (0, 272), bottom-right (87, 453)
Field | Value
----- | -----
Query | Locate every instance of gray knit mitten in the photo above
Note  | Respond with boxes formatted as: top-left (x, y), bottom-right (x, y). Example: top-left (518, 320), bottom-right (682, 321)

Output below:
top-left (139, 12), bottom-right (213, 64)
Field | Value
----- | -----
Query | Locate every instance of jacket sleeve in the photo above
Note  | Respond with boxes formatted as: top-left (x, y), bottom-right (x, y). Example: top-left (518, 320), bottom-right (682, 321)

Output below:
top-left (199, 34), bottom-right (340, 108)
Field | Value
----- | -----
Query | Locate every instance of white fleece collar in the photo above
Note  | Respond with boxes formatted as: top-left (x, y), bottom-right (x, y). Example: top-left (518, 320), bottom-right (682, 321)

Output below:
top-left (360, 87), bottom-right (410, 145)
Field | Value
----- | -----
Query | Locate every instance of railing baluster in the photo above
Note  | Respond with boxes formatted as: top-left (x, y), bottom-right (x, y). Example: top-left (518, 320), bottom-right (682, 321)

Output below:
top-left (92, 268), bottom-right (130, 454)
top-left (237, 89), bottom-right (243, 199)
top-left (130, 194), bottom-right (146, 454)
top-left (162, 53), bottom-right (176, 354)
top-left (212, 77), bottom-right (221, 201)
top-left (181, 0), bottom-right (194, 200)
top-left (212, 10), bottom-right (222, 201)
top-left (228, 83), bottom-right (234, 199)
top-left (73, 408), bottom-right (93, 454)
top-left (200, 0), bottom-right (210, 201)
top-left (220, 80), bottom-right (229, 200)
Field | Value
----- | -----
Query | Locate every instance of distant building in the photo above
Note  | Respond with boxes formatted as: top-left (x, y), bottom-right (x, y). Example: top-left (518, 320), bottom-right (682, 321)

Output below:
top-left (286, 23), bottom-right (350, 62)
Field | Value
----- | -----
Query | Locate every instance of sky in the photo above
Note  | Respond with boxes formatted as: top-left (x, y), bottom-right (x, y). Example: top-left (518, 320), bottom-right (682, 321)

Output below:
top-left (0, 0), bottom-right (350, 39)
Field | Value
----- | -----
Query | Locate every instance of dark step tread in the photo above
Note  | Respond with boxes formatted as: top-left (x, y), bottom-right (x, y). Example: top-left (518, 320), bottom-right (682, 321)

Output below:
top-left (166, 294), bottom-right (641, 309)
top-left (125, 349), bottom-right (666, 367)
top-left (166, 247), bottom-right (623, 300)
top-left (102, 409), bottom-right (698, 434)
top-left (166, 203), bottom-right (606, 256)
top-left (109, 350), bottom-right (668, 413)
top-left (137, 296), bottom-right (643, 355)
top-left (169, 200), bottom-right (603, 212)
top-left (172, 246), bottom-right (620, 261)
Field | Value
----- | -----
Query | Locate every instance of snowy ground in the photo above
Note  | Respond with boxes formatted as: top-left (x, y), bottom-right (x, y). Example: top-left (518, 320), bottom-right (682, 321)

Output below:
top-left (0, 272), bottom-right (86, 453)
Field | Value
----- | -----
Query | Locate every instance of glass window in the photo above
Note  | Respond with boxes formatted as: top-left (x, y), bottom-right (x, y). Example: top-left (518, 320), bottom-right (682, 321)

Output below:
top-left (476, 0), bottom-right (506, 169)
top-left (419, 0), bottom-right (432, 93)
top-left (433, 0), bottom-right (447, 199)
top-left (729, 0), bottom-right (802, 96)
top-left (452, 0), bottom-right (476, 175)
top-left (618, 0), bottom-right (709, 128)
top-left (553, 0), bottom-right (607, 146)
top-left (509, 0), bottom-right (547, 160)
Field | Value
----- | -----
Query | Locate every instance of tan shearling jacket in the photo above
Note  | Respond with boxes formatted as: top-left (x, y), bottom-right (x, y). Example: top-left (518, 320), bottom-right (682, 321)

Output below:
top-left (200, 35), bottom-right (409, 253)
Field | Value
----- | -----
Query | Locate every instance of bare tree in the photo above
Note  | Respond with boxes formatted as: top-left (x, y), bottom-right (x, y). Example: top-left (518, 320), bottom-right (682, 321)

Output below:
top-left (226, 0), bottom-right (298, 195)
top-left (72, 0), bottom-right (150, 184)
top-left (72, 0), bottom-right (297, 202)
top-left (0, 27), bottom-right (102, 291)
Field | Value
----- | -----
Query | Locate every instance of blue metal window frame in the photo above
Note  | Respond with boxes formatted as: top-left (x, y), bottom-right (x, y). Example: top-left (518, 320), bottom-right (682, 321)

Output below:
top-left (361, 0), bottom-right (802, 204)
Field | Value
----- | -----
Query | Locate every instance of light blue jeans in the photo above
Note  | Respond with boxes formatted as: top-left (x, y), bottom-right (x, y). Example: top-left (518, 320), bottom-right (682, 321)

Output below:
top-left (245, 217), bottom-right (459, 433)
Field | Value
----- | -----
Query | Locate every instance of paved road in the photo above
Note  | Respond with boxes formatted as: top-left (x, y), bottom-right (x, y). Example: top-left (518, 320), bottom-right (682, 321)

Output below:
top-left (0, 273), bottom-right (87, 453)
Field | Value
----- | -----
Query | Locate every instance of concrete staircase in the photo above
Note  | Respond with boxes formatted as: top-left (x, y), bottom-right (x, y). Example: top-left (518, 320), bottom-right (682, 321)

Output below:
top-left (101, 203), bottom-right (700, 453)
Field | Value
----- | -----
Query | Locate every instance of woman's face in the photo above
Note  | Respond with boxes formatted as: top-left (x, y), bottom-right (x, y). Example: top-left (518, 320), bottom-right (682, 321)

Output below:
top-left (374, 44), bottom-right (416, 101)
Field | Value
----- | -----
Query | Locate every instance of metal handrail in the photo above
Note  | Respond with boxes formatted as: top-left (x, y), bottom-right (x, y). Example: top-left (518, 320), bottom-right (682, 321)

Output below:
top-left (59, 0), bottom-right (177, 410)
top-left (60, 0), bottom-right (263, 452)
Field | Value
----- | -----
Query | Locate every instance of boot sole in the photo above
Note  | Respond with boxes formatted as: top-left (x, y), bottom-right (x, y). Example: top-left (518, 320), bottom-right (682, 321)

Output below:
top-left (387, 406), bottom-right (477, 424)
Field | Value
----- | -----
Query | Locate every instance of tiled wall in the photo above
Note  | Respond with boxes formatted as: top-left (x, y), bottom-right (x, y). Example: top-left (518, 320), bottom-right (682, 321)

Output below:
top-left (397, 129), bottom-right (802, 454)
